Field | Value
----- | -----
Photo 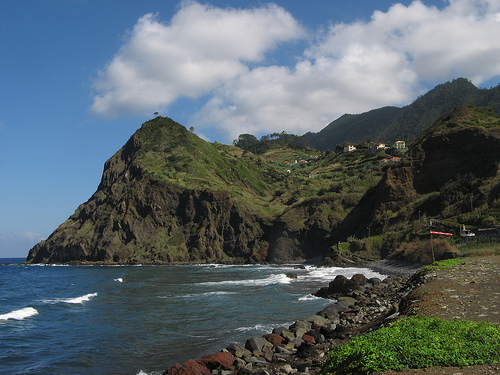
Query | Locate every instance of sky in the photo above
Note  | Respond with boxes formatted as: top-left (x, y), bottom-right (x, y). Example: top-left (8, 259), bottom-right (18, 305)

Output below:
top-left (1, 0), bottom-right (500, 258)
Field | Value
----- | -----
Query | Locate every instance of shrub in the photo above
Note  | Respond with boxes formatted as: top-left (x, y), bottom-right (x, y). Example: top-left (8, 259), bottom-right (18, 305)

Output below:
top-left (391, 239), bottom-right (458, 264)
top-left (321, 315), bottom-right (500, 375)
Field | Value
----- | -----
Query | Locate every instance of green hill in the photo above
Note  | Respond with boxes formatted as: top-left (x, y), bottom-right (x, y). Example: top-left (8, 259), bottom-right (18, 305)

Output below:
top-left (306, 78), bottom-right (500, 150)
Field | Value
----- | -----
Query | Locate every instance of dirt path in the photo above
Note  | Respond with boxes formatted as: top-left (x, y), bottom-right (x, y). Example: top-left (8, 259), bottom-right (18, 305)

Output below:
top-left (376, 255), bottom-right (500, 375)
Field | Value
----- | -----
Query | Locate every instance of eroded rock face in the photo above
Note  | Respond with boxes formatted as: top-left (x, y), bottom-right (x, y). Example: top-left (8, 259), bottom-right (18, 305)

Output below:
top-left (26, 125), bottom-right (268, 264)
top-left (335, 104), bottom-right (500, 240)
top-left (26, 181), bottom-right (267, 264)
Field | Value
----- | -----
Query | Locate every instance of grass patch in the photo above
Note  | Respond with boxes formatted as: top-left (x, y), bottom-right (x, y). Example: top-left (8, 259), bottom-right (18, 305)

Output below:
top-left (321, 315), bottom-right (500, 375)
top-left (422, 257), bottom-right (465, 271)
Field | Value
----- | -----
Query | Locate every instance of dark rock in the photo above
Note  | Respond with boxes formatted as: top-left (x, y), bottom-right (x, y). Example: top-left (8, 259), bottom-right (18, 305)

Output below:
top-left (319, 325), bottom-right (337, 340)
top-left (328, 275), bottom-right (352, 294)
top-left (305, 330), bottom-right (324, 344)
top-left (312, 287), bottom-right (331, 298)
top-left (286, 272), bottom-right (298, 279)
top-left (297, 343), bottom-right (317, 358)
top-left (351, 273), bottom-right (368, 287)
top-left (316, 303), bottom-right (348, 319)
top-left (368, 277), bottom-right (382, 285)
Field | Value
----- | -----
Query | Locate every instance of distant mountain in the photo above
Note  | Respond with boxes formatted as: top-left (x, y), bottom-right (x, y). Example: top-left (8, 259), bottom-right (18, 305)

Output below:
top-left (306, 78), bottom-right (500, 150)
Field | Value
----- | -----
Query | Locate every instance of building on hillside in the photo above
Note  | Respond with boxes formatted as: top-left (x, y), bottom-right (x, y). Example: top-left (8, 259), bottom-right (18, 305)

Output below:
top-left (379, 157), bottom-right (401, 166)
top-left (393, 140), bottom-right (406, 150)
top-left (343, 144), bottom-right (356, 153)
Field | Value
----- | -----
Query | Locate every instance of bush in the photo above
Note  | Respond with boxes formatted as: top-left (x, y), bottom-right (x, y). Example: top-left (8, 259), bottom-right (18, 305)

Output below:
top-left (321, 315), bottom-right (500, 375)
top-left (391, 239), bottom-right (458, 264)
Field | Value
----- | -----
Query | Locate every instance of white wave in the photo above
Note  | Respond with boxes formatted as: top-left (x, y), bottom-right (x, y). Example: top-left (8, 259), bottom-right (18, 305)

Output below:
top-left (197, 273), bottom-right (291, 287)
top-left (299, 266), bottom-right (386, 283)
top-left (63, 293), bottom-right (98, 304)
top-left (114, 278), bottom-right (123, 282)
top-left (0, 307), bottom-right (38, 321)
top-left (297, 294), bottom-right (323, 301)
top-left (41, 292), bottom-right (98, 305)
top-left (136, 370), bottom-right (163, 375)
top-left (181, 291), bottom-right (237, 298)
top-left (235, 323), bottom-right (278, 333)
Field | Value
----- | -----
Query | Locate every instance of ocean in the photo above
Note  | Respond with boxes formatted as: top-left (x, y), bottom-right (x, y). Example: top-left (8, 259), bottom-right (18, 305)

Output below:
top-left (0, 258), bottom-right (386, 375)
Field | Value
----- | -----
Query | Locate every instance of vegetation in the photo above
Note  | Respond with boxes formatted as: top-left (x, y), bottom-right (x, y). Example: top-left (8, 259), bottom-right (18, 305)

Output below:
top-left (321, 315), bottom-right (500, 375)
top-left (308, 78), bottom-right (500, 151)
top-left (422, 257), bottom-right (465, 271)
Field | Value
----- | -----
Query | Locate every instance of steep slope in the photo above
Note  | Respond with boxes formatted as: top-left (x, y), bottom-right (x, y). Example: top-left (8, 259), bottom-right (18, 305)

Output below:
top-left (334, 104), bottom-right (500, 242)
top-left (307, 78), bottom-right (500, 150)
top-left (26, 117), bottom-right (387, 264)
top-left (26, 118), bottom-right (274, 264)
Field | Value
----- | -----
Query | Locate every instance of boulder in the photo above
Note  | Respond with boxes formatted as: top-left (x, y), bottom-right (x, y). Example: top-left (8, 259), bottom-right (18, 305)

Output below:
top-left (264, 333), bottom-right (284, 346)
top-left (163, 359), bottom-right (210, 375)
top-left (328, 275), bottom-right (351, 294)
top-left (302, 334), bottom-right (316, 344)
top-left (200, 351), bottom-right (235, 370)
top-left (337, 296), bottom-right (357, 307)
top-left (350, 273), bottom-right (368, 287)
top-left (245, 337), bottom-right (270, 353)
top-left (368, 277), bottom-right (381, 285)
top-left (317, 303), bottom-right (348, 319)
top-left (304, 314), bottom-right (327, 326)
top-left (226, 343), bottom-right (252, 359)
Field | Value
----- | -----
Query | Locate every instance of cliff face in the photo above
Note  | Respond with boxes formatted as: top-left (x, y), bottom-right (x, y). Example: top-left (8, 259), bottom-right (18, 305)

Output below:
top-left (27, 118), bottom-right (269, 264)
top-left (336, 104), bottom-right (500, 240)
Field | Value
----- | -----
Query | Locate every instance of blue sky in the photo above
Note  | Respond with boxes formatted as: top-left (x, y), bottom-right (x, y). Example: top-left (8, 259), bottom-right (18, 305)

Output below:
top-left (2, 0), bottom-right (500, 258)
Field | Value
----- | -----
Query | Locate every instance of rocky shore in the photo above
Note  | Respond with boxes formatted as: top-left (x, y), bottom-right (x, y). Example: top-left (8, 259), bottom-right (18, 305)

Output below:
top-left (162, 261), bottom-right (426, 375)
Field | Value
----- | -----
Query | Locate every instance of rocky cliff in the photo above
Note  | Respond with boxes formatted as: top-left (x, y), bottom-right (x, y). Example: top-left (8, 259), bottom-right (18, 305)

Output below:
top-left (27, 118), bottom-right (271, 264)
top-left (335, 104), bottom-right (500, 241)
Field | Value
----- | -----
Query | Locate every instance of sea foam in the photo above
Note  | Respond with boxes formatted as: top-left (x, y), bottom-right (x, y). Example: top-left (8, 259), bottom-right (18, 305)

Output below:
top-left (42, 292), bottom-right (98, 305)
top-left (0, 306), bottom-right (38, 321)
top-left (197, 273), bottom-right (291, 287)
top-left (62, 293), bottom-right (98, 304)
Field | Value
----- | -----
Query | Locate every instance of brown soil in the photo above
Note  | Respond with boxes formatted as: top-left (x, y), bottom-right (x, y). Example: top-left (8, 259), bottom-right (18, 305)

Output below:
top-left (375, 255), bottom-right (500, 375)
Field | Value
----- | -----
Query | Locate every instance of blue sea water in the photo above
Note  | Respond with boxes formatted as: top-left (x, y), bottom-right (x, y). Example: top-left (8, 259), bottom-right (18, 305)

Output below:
top-left (0, 258), bottom-right (386, 375)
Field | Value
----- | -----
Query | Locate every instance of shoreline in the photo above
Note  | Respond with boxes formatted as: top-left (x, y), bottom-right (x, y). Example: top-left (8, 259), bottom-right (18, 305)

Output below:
top-left (161, 261), bottom-right (424, 375)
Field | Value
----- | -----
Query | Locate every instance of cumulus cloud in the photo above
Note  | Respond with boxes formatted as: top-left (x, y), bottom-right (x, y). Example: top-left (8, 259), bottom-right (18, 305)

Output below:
top-left (92, 0), bottom-right (500, 141)
top-left (91, 1), bottom-right (304, 117)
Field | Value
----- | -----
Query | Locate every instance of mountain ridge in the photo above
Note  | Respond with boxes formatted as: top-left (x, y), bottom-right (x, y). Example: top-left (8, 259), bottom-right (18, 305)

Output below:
top-left (306, 78), bottom-right (500, 150)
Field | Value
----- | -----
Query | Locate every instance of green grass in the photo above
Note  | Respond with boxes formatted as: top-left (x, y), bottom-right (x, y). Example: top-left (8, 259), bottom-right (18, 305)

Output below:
top-left (422, 257), bottom-right (465, 271)
top-left (321, 315), bottom-right (500, 375)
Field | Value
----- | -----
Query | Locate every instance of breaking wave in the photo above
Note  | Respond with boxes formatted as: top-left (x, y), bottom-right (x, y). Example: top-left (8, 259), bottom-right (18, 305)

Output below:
top-left (0, 306), bottom-right (38, 321)
top-left (41, 292), bottom-right (98, 305)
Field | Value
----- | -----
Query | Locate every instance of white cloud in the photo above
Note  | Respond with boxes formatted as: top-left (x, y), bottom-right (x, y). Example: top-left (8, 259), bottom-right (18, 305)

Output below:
top-left (92, 0), bottom-right (500, 142)
top-left (91, 1), bottom-right (304, 117)
top-left (195, 0), bottom-right (500, 141)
